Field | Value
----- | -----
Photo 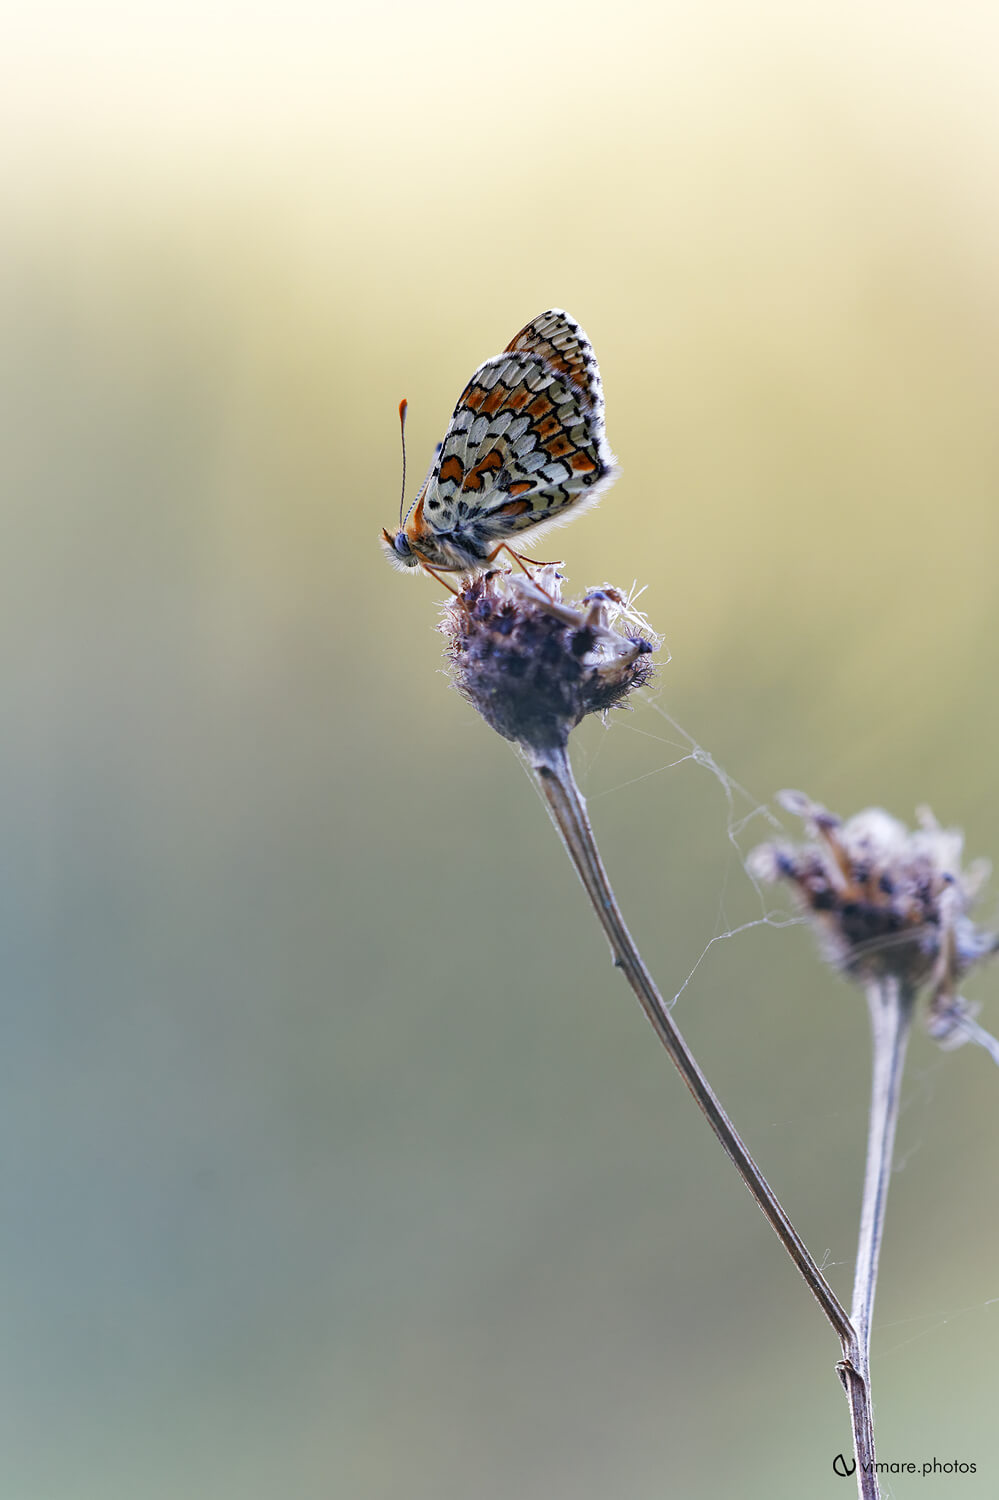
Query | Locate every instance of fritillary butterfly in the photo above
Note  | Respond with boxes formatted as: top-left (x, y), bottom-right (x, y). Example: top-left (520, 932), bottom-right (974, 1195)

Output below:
top-left (381, 309), bottom-right (618, 583)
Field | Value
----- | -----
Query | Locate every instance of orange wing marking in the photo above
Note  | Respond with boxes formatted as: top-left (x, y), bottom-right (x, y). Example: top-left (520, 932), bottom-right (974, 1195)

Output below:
top-left (438, 454), bottom-right (465, 486)
top-left (462, 448), bottom-right (503, 492)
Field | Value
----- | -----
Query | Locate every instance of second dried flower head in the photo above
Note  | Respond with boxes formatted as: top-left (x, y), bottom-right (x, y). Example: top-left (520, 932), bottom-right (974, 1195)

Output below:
top-left (750, 791), bottom-right (999, 1047)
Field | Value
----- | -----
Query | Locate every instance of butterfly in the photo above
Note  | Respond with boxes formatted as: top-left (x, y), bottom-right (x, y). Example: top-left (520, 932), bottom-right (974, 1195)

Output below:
top-left (381, 309), bottom-right (618, 586)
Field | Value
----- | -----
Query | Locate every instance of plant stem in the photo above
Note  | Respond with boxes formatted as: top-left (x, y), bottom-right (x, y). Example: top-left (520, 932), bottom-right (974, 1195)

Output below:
top-left (530, 742), bottom-right (880, 1498)
top-left (851, 980), bottom-right (916, 1389)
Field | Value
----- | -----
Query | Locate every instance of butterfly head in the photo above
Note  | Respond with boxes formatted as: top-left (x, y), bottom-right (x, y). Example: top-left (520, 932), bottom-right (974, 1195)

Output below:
top-left (380, 525), bottom-right (420, 571)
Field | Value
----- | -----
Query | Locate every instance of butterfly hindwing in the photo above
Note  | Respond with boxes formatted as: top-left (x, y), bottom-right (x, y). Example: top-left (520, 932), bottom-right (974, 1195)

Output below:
top-left (416, 310), bottom-right (617, 547)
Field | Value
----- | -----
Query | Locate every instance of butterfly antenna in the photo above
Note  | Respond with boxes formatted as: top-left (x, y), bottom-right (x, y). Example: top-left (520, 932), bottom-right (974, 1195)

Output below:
top-left (397, 398), bottom-right (409, 527)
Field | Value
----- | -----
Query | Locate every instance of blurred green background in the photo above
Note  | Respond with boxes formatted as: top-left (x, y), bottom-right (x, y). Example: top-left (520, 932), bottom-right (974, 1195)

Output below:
top-left (3, 2), bottom-right (998, 1496)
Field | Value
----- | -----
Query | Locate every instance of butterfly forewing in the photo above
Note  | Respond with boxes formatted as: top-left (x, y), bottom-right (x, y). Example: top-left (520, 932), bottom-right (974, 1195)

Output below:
top-left (504, 308), bottom-right (606, 418)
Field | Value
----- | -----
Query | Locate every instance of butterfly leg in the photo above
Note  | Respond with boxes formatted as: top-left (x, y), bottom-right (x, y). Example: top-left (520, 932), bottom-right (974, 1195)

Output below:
top-left (482, 543), bottom-right (566, 604)
top-left (483, 543), bottom-right (563, 578)
top-left (413, 554), bottom-right (462, 595)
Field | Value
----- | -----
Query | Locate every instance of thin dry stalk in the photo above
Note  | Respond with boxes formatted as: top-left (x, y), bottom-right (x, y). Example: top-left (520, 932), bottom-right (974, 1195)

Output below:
top-left (530, 742), bottom-right (879, 1499)
top-left (851, 980), bottom-right (916, 1389)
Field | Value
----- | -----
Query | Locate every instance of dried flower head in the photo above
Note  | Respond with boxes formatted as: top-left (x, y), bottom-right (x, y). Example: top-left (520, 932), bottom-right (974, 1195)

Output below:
top-left (748, 792), bottom-right (999, 1022)
top-left (440, 566), bottom-right (657, 753)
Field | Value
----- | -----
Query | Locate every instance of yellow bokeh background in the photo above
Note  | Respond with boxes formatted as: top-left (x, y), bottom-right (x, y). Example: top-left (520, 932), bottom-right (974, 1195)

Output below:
top-left (4, 3), bottom-right (999, 1496)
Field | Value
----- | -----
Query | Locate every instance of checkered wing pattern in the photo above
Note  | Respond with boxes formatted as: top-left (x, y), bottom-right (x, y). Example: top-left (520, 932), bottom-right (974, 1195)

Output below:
top-left (415, 309), bottom-right (618, 547)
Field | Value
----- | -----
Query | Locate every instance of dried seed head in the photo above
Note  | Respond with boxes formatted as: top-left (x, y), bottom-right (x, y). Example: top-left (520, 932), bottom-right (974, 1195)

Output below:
top-left (748, 792), bottom-right (999, 1013)
top-left (441, 566), bottom-right (658, 753)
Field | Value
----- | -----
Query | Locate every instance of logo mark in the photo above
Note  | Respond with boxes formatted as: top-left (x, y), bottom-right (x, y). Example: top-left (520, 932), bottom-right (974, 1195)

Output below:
top-left (833, 1453), bottom-right (857, 1478)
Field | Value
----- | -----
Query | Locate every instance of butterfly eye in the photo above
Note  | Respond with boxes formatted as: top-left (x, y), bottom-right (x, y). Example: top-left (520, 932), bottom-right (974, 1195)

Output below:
top-left (394, 531), bottom-right (412, 557)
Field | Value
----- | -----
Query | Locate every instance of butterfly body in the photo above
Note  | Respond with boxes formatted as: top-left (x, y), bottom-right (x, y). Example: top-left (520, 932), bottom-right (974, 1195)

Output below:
top-left (381, 309), bottom-right (618, 577)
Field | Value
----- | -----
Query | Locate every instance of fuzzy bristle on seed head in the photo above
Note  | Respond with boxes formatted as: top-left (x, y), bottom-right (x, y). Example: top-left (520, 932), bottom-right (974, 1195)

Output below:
top-left (749, 792), bottom-right (998, 1019)
top-left (440, 567), bottom-right (658, 753)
